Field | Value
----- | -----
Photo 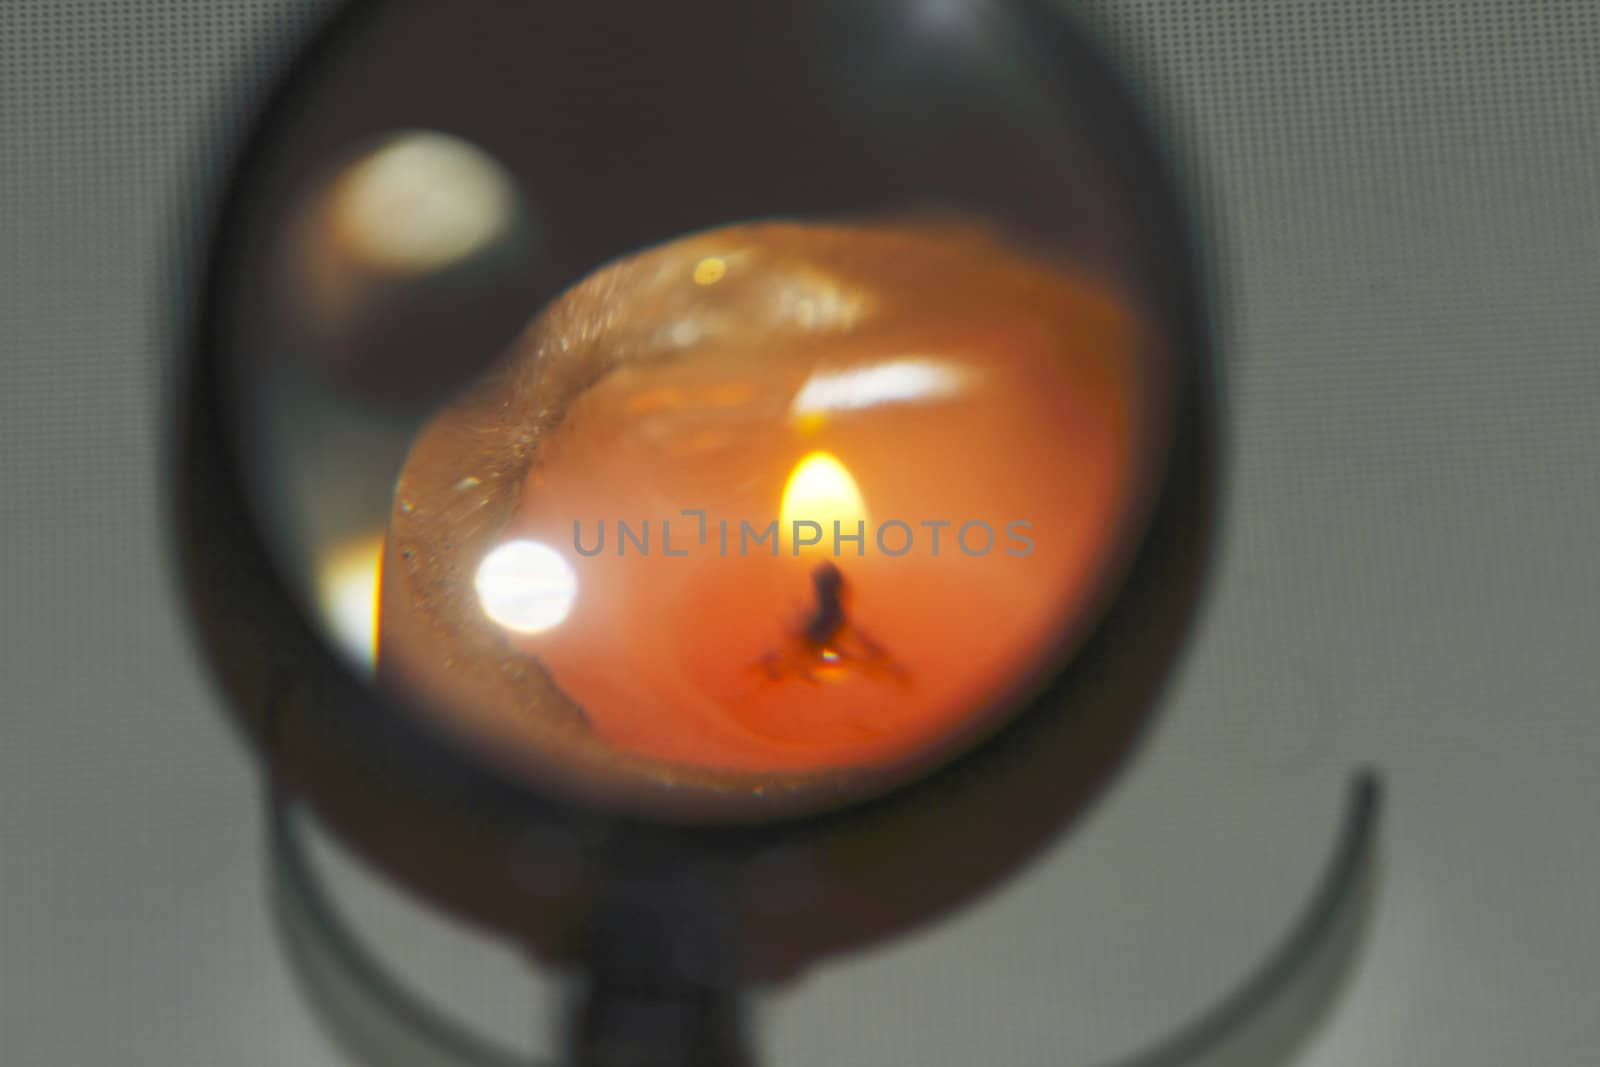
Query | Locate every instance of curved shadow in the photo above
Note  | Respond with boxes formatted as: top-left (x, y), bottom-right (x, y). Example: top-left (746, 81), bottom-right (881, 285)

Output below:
top-left (1102, 771), bottom-right (1383, 1067)
top-left (270, 773), bottom-right (546, 1067)
top-left (268, 772), bottom-right (1382, 1067)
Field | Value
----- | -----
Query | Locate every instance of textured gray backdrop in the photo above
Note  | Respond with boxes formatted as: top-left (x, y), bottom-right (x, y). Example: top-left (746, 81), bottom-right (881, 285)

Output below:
top-left (3, 2), bottom-right (1598, 1065)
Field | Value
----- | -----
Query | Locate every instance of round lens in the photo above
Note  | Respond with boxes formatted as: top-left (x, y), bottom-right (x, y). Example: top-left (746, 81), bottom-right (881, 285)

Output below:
top-left (212, 0), bottom-right (1185, 820)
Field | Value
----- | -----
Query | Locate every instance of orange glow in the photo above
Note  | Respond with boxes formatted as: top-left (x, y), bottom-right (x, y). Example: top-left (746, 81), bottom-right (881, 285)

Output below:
top-left (377, 220), bottom-right (1153, 786)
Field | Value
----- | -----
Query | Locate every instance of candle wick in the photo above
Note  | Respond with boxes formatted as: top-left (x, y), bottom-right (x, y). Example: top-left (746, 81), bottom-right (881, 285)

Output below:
top-left (750, 560), bottom-right (910, 688)
top-left (803, 561), bottom-right (848, 647)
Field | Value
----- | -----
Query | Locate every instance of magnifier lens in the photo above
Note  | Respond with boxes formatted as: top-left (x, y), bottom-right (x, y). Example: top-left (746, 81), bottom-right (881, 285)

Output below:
top-left (218, 0), bottom-right (1181, 820)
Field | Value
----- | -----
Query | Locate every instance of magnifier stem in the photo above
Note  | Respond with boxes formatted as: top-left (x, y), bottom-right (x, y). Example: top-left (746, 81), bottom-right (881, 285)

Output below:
top-left (570, 838), bottom-right (752, 1067)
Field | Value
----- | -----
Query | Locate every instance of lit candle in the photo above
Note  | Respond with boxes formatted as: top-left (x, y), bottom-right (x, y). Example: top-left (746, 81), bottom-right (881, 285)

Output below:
top-left (378, 219), bottom-right (1160, 796)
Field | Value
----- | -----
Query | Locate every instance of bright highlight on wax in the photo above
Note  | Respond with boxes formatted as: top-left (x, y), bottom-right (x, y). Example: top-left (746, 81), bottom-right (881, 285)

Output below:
top-left (789, 359), bottom-right (974, 418)
top-left (475, 540), bottom-right (578, 634)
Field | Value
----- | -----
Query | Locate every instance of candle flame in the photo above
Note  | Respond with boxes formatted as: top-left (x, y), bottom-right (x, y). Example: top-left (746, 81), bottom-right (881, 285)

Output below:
top-left (780, 451), bottom-right (868, 549)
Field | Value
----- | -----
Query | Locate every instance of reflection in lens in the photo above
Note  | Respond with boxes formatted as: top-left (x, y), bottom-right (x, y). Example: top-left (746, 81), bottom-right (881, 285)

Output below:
top-left (475, 540), bottom-right (579, 635)
top-left (275, 130), bottom-right (531, 406)
top-left (326, 132), bottom-right (521, 276)
top-left (315, 530), bottom-right (386, 673)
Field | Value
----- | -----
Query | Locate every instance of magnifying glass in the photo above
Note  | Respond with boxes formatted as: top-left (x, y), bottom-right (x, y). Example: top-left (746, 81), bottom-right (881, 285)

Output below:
top-left (173, 2), bottom-right (1377, 1064)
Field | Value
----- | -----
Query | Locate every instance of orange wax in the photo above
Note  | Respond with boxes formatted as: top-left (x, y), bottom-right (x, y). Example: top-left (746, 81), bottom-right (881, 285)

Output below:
top-left (379, 219), bottom-right (1159, 790)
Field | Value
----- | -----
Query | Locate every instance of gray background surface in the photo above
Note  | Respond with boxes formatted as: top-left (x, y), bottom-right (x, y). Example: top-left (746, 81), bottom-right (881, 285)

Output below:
top-left (3, 2), bottom-right (1597, 1065)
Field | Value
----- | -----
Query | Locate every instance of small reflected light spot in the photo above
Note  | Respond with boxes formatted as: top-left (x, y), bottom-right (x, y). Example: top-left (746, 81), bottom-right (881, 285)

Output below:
top-left (476, 540), bottom-right (578, 634)
top-left (316, 531), bottom-right (386, 673)
top-left (331, 131), bottom-right (519, 274)
top-left (790, 359), bottom-right (976, 419)
top-left (693, 257), bottom-right (727, 286)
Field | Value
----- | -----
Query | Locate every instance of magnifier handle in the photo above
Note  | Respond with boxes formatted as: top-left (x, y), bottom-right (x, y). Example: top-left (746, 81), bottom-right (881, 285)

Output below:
top-left (571, 840), bottom-right (752, 1067)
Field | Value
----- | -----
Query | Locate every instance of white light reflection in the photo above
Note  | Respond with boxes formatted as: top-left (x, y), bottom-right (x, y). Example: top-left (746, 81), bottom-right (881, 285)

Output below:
top-left (692, 257), bottom-right (727, 285)
top-left (789, 359), bottom-right (976, 419)
top-left (774, 278), bottom-right (865, 331)
top-left (330, 131), bottom-right (519, 274)
top-left (475, 540), bottom-right (578, 635)
top-left (316, 531), bottom-right (385, 673)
